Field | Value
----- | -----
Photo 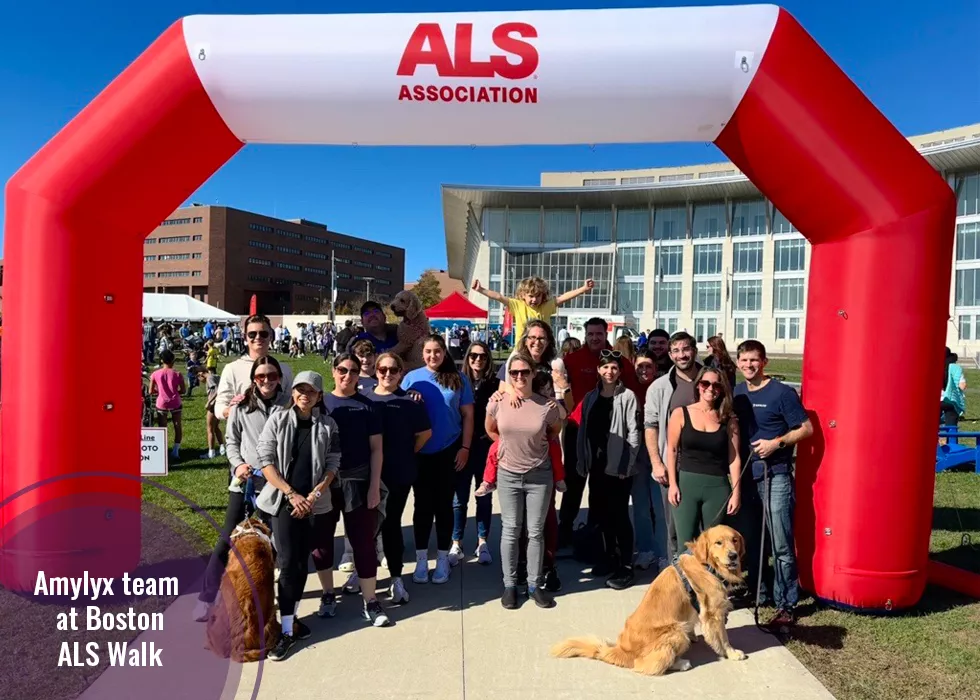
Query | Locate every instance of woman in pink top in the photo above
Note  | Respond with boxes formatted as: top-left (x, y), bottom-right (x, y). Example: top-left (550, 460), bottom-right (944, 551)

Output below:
top-left (150, 349), bottom-right (186, 460)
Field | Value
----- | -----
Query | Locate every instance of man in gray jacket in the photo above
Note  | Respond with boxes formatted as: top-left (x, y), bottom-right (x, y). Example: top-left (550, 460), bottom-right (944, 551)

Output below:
top-left (643, 331), bottom-right (701, 561)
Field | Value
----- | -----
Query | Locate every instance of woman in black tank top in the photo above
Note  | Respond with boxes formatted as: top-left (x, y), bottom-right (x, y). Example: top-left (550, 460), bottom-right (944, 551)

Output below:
top-left (664, 367), bottom-right (742, 554)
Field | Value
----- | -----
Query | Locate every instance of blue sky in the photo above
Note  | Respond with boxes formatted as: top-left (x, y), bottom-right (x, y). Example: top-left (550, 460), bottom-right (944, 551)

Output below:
top-left (2, 0), bottom-right (978, 281)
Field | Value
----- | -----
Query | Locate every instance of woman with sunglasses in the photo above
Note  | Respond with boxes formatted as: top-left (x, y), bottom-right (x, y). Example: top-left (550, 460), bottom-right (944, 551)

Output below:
top-left (487, 352), bottom-right (562, 609)
top-left (255, 371), bottom-right (341, 661)
top-left (664, 367), bottom-right (742, 555)
top-left (448, 341), bottom-right (500, 567)
top-left (311, 353), bottom-right (390, 627)
top-left (192, 355), bottom-right (289, 622)
top-left (576, 349), bottom-right (641, 590)
top-left (366, 352), bottom-right (432, 603)
top-left (402, 334), bottom-right (475, 585)
top-left (215, 314), bottom-right (295, 420)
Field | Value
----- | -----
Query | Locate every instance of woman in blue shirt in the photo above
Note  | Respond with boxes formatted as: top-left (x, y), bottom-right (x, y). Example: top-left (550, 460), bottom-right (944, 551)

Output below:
top-left (942, 347), bottom-right (968, 428)
top-left (402, 334), bottom-right (475, 586)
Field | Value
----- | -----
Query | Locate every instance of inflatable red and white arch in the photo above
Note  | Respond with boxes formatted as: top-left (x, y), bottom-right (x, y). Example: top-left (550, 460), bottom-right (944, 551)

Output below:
top-left (0, 6), bottom-right (960, 609)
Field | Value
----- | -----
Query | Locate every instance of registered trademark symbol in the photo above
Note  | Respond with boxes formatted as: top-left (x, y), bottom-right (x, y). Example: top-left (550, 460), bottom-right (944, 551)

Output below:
top-left (533, 74), bottom-right (538, 80)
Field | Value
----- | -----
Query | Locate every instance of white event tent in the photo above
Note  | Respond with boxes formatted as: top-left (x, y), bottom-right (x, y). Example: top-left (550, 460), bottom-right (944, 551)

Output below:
top-left (142, 294), bottom-right (240, 322)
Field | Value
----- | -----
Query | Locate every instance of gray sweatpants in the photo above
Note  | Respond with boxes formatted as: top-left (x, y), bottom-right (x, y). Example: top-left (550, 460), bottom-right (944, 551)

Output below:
top-left (498, 466), bottom-right (554, 588)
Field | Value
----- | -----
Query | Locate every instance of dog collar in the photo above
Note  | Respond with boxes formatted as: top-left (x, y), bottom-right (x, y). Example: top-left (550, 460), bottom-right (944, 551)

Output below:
top-left (673, 550), bottom-right (726, 613)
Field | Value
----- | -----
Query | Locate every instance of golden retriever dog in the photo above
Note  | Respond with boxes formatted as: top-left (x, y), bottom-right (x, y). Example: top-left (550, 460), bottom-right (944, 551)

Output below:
top-left (389, 290), bottom-right (430, 371)
top-left (205, 518), bottom-right (280, 663)
top-left (551, 525), bottom-right (746, 676)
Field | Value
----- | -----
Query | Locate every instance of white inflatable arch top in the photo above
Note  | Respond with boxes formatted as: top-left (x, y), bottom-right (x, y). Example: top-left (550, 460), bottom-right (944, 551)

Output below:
top-left (0, 5), bottom-right (959, 612)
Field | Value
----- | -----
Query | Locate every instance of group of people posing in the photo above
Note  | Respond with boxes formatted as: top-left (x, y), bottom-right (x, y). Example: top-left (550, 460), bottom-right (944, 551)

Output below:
top-left (184, 273), bottom-right (814, 663)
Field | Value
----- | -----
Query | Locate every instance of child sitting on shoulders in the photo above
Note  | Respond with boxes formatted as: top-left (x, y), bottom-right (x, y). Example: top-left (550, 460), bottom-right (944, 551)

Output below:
top-left (471, 275), bottom-right (594, 341)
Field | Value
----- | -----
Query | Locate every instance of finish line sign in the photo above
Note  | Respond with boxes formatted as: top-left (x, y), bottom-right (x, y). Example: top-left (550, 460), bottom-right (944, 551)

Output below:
top-left (141, 428), bottom-right (168, 476)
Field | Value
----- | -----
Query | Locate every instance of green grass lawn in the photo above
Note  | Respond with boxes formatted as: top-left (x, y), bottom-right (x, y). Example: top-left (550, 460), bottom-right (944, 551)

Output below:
top-left (144, 354), bottom-right (980, 700)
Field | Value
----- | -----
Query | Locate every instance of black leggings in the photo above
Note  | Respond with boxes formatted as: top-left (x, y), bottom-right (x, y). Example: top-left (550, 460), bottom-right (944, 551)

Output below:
top-left (414, 442), bottom-right (458, 552)
top-left (199, 489), bottom-right (270, 603)
top-left (593, 472), bottom-right (635, 568)
top-left (941, 401), bottom-right (960, 428)
top-left (272, 507), bottom-right (313, 617)
top-left (311, 489), bottom-right (379, 580)
top-left (381, 483), bottom-right (413, 577)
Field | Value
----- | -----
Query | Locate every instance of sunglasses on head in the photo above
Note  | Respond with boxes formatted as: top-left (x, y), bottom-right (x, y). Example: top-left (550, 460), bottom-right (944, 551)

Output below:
top-left (377, 365), bottom-right (400, 376)
top-left (335, 366), bottom-right (357, 376)
top-left (509, 368), bottom-right (532, 378)
top-left (600, 349), bottom-right (622, 361)
top-left (247, 330), bottom-right (270, 340)
top-left (254, 371), bottom-right (279, 383)
top-left (698, 379), bottom-right (725, 392)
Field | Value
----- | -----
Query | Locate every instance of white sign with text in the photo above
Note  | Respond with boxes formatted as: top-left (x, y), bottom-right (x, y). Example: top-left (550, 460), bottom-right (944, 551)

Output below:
top-left (140, 428), bottom-right (169, 476)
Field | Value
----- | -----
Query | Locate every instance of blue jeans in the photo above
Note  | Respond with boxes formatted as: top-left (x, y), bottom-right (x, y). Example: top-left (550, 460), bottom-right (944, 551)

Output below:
top-left (631, 447), bottom-right (669, 562)
top-left (452, 437), bottom-right (492, 543)
top-left (747, 472), bottom-right (799, 610)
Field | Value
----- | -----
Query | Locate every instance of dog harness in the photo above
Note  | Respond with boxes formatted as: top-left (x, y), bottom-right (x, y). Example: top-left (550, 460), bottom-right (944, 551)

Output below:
top-left (672, 550), bottom-right (724, 614)
top-left (231, 520), bottom-right (273, 548)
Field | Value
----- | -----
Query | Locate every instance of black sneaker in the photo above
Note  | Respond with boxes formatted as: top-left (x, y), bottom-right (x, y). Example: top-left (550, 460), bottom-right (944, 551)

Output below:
top-left (501, 587), bottom-right (519, 610)
top-left (293, 619), bottom-right (312, 640)
top-left (268, 633), bottom-right (296, 661)
top-left (606, 566), bottom-right (634, 591)
top-left (542, 567), bottom-right (562, 593)
top-left (516, 578), bottom-right (528, 597)
top-left (528, 586), bottom-right (555, 609)
top-left (363, 599), bottom-right (391, 627)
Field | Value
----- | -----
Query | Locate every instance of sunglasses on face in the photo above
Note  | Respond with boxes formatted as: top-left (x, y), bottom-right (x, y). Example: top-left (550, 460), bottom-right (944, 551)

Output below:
top-left (698, 380), bottom-right (724, 392)
top-left (468, 352), bottom-right (488, 361)
top-left (335, 366), bottom-right (357, 376)
top-left (377, 366), bottom-right (400, 376)
top-left (254, 371), bottom-right (280, 383)
top-left (509, 368), bottom-right (532, 378)
top-left (526, 335), bottom-right (548, 344)
top-left (247, 330), bottom-right (270, 340)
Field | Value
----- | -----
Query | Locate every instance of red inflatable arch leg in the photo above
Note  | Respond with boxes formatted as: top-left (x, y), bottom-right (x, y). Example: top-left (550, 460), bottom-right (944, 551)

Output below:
top-left (714, 10), bottom-right (955, 609)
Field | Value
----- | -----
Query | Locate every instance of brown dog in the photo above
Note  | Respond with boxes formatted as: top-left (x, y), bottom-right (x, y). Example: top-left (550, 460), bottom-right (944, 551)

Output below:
top-left (551, 525), bottom-right (747, 675)
top-left (205, 518), bottom-right (280, 663)
top-left (389, 290), bottom-right (430, 371)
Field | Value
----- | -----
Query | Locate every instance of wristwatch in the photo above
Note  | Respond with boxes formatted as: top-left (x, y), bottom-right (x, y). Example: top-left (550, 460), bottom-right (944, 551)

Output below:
top-left (777, 440), bottom-right (787, 449)
top-left (312, 489), bottom-right (322, 500)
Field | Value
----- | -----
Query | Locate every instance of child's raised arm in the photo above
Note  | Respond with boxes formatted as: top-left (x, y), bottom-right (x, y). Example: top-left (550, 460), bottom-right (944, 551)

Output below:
top-left (471, 279), bottom-right (509, 304)
top-left (554, 279), bottom-right (594, 306)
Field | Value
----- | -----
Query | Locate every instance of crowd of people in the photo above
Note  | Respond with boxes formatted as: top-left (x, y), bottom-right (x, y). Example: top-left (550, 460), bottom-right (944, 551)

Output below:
top-left (143, 272), bottom-right (816, 662)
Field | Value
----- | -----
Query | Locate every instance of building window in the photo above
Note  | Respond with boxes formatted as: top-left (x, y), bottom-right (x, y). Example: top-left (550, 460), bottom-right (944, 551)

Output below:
top-left (353, 245), bottom-right (373, 254)
top-left (192, 235), bottom-right (203, 241)
top-left (157, 271), bottom-right (190, 278)
top-left (615, 282), bottom-right (644, 314)
top-left (375, 250), bottom-right (392, 258)
top-left (956, 268), bottom-right (980, 306)
top-left (250, 240), bottom-right (273, 250)
top-left (249, 257), bottom-right (272, 267)
top-left (276, 245), bottom-right (301, 255)
top-left (158, 236), bottom-right (191, 244)
top-left (145, 238), bottom-right (156, 244)
top-left (583, 178), bottom-right (616, 186)
top-left (158, 253), bottom-right (191, 261)
top-left (353, 260), bottom-right (372, 268)
top-left (698, 170), bottom-right (737, 179)
top-left (956, 171), bottom-right (980, 218)
top-left (334, 242), bottom-right (352, 250)
top-left (694, 243), bottom-right (722, 275)
top-left (733, 241), bottom-right (764, 273)
top-left (960, 315), bottom-right (973, 341)
top-left (506, 250), bottom-right (614, 310)
top-left (734, 317), bottom-right (759, 340)
top-left (191, 252), bottom-right (202, 260)
top-left (617, 247), bottom-right (645, 277)
top-left (771, 207), bottom-right (798, 234)
top-left (774, 238), bottom-right (806, 271)
top-left (161, 217), bottom-right (191, 226)
top-left (580, 209), bottom-right (613, 243)
top-left (692, 203), bottom-right (726, 239)
top-left (335, 257), bottom-right (351, 264)
top-left (654, 206), bottom-right (687, 241)
top-left (248, 275), bottom-right (272, 283)
top-left (654, 245), bottom-right (683, 277)
top-left (191, 271), bottom-right (201, 277)
top-left (192, 216), bottom-right (203, 223)
top-left (621, 176), bottom-right (656, 185)
top-left (249, 223), bottom-right (273, 233)
top-left (490, 245), bottom-right (502, 276)
top-left (774, 278), bottom-right (805, 311)
top-left (543, 209), bottom-right (576, 244)
top-left (694, 318), bottom-right (718, 343)
top-left (776, 317), bottom-right (801, 340)
top-left (144, 255), bottom-right (156, 262)
top-left (275, 228), bottom-right (301, 240)
top-left (337, 272), bottom-right (351, 279)
top-left (655, 317), bottom-right (679, 333)
top-left (732, 199), bottom-right (767, 236)
top-left (483, 208), bottom-right (507, 244)
top-left (304, 234), bottom-right (327, 245)
top-left (733, 279), bottom-right (762, 312)
top-left (376, 264), bottom-right (392, 272)
top-left (956, 221), bottom-right (980, 261)
top-left (660, 173), bottom-right (693, 182)
top-left (656, 281), bottom-right (682, 312)
top-left (508, 209), bottom-right (540, 244)
top-left (616, 208), bottom-right (650, 242)
top-left (693, 281), bottom-right (721, 312)
top-left (306, 251), bottom-right (328, 260)
top-left (376, 279), bottom-right (391, 286)
top-left (276, 262), bottom-right (301, 271)
top-left (304, 267), bottom-right (328, 275)
top-left (143, 272), bottom-right (155, 279)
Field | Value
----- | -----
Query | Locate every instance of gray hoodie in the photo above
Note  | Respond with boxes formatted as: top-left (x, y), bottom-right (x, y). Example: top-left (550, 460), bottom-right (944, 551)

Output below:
top-left (576, 382), bottom-right (640, 478)
top-left (225, 390), bottom-right (289, 493)
top-left (643, 364), bottom-right (701, 461)
top-left (255, 407), bottom-right (341, 516)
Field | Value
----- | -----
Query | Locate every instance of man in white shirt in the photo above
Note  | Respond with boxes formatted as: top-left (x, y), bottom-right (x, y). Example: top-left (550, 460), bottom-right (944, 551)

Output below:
top-left (215, 315), bottom-right (294, 419)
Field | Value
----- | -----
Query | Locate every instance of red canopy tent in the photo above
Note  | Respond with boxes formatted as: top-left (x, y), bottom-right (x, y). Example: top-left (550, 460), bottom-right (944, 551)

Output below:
top-left (425, 292), bottom-right (488, 319)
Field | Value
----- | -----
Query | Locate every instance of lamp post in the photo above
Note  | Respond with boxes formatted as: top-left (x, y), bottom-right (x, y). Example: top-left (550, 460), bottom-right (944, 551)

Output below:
top-left (363, 276), bottom-right (375, 300)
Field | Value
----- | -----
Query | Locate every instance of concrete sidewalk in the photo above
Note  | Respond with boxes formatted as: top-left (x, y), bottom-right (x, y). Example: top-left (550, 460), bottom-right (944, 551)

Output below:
top-left (220, 493), bottom-right (834, 700)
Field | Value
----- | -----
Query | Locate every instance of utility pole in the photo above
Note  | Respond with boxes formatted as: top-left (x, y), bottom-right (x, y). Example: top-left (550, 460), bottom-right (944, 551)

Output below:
top-left (364, 276), bottom-right (375, 301)
top-left (330, 249), bottom-right (337, 322)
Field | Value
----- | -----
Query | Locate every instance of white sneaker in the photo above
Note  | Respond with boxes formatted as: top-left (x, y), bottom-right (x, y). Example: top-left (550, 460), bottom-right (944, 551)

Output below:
top-left (448, 543), bottom-right (464, 567)
top-left (342, 572), bottom-right (361, 594)
top-left (191, 600), bottom-right (212, 622)
top-left (412, 555), bottom-right (429, 584)
top-left (634, 551), bottom-right (656, 570)
top-left (390, 576), bottom-right (410, 604)
top-left (475, 542), bottom-right (493, 566)
top-left (338, 551), bottom-right (355, 573)
top-left (219, 445), bottom-right (226, 456)
top-left (432, 555), bottom-right (451, 585)
top-left (201, 449), bottom-right (216, 460)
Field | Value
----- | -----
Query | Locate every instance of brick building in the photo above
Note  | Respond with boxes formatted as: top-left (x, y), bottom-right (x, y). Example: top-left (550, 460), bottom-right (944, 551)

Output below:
top-left (140, 205), bottom-right (405, 314)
